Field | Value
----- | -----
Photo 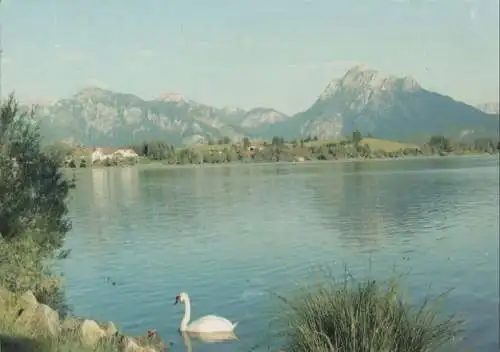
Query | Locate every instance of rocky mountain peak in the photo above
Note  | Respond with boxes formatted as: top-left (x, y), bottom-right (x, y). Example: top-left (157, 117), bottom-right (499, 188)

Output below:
top-left (240, 107), bottom-right (289, 128)
top-left (221, 106), bottom-right (245, 114)
top-left (73, 87), bottom-right (114, 99)
top-left (32, 66), bottom-right (496, 147)
top-left (317, 65), bottom-right (421, 102)
top-left (155, 92), bottom-right (185, 102)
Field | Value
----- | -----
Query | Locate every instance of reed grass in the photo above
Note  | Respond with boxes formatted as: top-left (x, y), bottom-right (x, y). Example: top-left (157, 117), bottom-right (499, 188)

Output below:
top-left (277, 276), bottom-right (463, 352)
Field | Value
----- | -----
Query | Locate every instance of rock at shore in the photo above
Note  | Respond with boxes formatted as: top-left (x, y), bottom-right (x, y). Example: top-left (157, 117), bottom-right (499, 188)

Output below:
top-left (0, 286), bottom-right (167, 351)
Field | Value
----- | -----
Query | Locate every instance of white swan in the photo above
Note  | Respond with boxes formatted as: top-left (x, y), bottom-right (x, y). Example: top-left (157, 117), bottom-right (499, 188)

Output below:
top-left (174, 292), bottom-right (238, 333)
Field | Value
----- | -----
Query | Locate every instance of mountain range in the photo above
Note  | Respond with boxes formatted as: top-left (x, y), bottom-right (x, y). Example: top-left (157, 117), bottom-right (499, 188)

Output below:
top-left (31, 66), bottom-right (499, 147)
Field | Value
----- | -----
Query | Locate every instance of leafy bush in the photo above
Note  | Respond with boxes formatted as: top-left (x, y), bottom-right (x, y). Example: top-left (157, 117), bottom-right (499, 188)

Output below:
top-left (0, 236), bottom-right (70, 317)
top-left (0, 94), bottom-right (73, 317)
top-left (280, 277), bottom-right (463, 352)
top-left (0, 94), bottom-right (74, 249)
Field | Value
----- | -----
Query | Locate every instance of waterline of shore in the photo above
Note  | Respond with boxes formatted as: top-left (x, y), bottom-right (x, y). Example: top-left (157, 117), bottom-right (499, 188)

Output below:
top-left (63, 152), bottom-right (496, 172)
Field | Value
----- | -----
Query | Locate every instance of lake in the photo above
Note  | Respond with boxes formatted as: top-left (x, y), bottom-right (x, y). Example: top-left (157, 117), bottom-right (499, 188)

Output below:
top-left (61, 156), bottom-right (499, 351)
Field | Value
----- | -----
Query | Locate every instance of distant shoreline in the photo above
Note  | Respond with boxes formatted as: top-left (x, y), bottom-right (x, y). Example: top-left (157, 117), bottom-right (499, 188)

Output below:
top-left (56, 135), bottom-right (499, 171)
top-left (63, 152), bottom-right (497, 171)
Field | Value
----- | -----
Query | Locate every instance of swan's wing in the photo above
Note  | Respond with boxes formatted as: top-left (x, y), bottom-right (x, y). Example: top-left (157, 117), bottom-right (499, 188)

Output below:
top-left (187, 315), bottom-right (235, 332)
top-left (190, 315), bottom-right (233, 326)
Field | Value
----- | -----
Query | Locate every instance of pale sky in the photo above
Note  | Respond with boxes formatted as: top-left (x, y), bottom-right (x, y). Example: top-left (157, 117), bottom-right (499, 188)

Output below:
top-left (1, 0), bottom-right (499, 114)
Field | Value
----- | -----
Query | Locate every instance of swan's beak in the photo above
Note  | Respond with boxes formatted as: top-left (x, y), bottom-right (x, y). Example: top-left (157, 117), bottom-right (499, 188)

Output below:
top-left (174, 296), bottom-right (180, 305)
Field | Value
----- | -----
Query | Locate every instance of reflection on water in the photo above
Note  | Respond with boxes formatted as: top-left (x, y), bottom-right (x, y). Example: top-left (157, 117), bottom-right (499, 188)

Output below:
top-left (90, 168), bottom-right (109, 209)
top-left (63, 156), bottom-right (499, 351)
top-left (119, 166), bottom-right (140, 206)
top-left (181, 331), bottom-right (239, 352)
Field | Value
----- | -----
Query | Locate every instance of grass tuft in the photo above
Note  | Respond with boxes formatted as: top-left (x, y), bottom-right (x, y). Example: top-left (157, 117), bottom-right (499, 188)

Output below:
top-left (279, 276), bottom-right (463, 352)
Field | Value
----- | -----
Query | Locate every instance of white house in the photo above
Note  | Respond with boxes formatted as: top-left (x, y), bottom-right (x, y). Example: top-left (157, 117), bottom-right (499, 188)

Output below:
top-left (91, 148), bottom-right (139, 164)
top-left (91, 148), bottom-right (108, 163)
top-left (112, 149), bottom-right (138, 158)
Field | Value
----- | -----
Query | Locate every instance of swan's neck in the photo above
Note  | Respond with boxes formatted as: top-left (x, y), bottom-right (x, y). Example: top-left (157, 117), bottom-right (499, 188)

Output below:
top-left (180, 296), bottom-right (191, 331)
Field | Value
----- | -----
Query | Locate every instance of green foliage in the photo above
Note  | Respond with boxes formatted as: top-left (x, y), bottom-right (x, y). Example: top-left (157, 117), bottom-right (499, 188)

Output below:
top-left (133, 140), bottom-right (174, 160)
top-left (424, 134), bottom-right (498, 155)
top-left (243, 137), bottom-right (250, 149)
top-left (0, 316), bottom-right (120, 352)
top-left (0, 94), bottom-right (73, 320)
top-left (0, 236), bottom-right (70, 317)
top-left (351, 130), bottom-right (363, 146)
top-left (427, 135), bottom-right (452, 152)
top-left (356, 143), bottom-right (371, 158)
top-left (129, 133), bottom-right (497, 166)
top-left (279, 277), bottom-right (463, 352)
top-left (474, 137), bottom-right (497, 153)
top-left (0, 95), bottom-right (75, 249)
top-left (42, 143), bottom-right (75, 166)
top-left (271, 136), bottom-right (285, 146)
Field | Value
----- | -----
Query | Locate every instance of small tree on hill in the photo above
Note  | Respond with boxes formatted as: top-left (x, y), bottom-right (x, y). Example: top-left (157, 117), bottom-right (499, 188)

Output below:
top-left (428, 135), bottom-right (452, 152)
top-left (352, 130), bottom-right (363, 146)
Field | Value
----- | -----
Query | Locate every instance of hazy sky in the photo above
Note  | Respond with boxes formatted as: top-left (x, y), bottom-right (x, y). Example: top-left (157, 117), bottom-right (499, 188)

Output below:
top-left (2, 0), bottom-right (499, 114)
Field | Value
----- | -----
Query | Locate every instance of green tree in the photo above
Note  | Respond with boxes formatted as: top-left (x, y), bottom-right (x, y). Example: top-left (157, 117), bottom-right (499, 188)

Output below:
top-left (272, 136), bottom-right (284, 146)
top-left (474, 137), bottom-right (496, 152)
top-left (42, 142), bottom-right (75, 166)
top-left (428, 135), bottom-right (452, 152)
top-left (0, 95), bottom-right (74, 249)
top-left (352, 130), bottom-right (363, 146)
top-left (243, 137), bottom-right (250, 149)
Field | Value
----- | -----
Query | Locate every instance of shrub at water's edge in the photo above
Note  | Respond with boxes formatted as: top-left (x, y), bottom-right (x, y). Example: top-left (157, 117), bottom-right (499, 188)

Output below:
top-left (0, 93), bottom-right (74, 315)
top-left (0, 94), bottom-right (75, 249)
top-left (278, 277), bottom-right (463, 352)
top-left (0, 95), bottom-right (169, 351)
top-left (0, 236), bottom-right (70, 318)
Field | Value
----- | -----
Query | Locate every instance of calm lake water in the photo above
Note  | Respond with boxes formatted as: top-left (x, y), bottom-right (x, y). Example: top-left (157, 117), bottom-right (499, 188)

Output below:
top-left (61, 156), bottom-right (499, 352)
